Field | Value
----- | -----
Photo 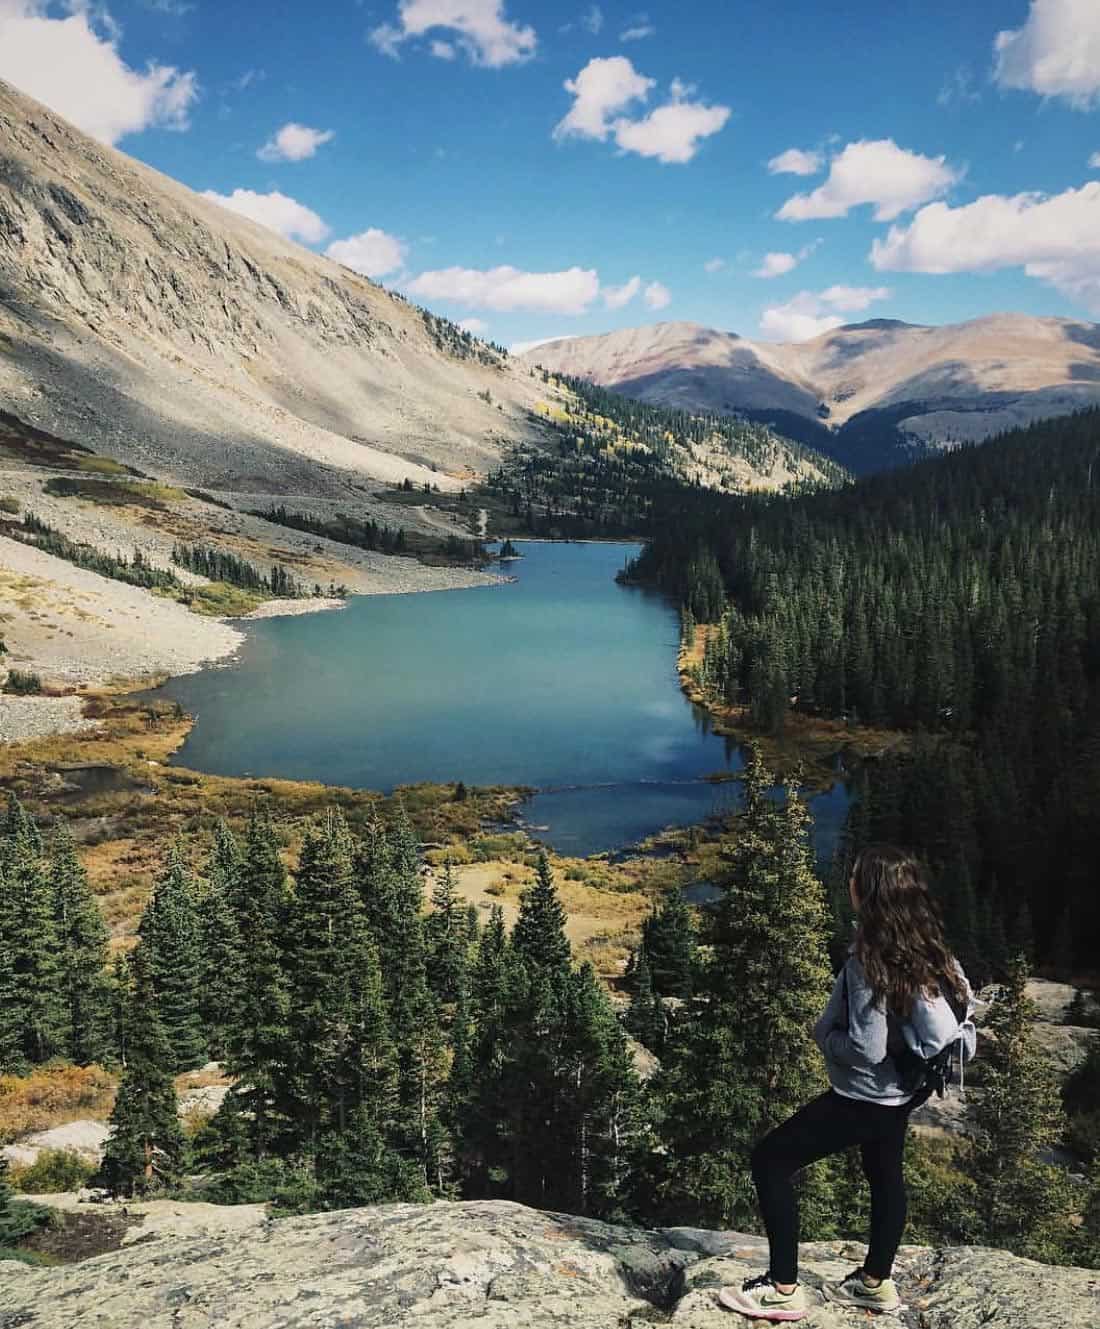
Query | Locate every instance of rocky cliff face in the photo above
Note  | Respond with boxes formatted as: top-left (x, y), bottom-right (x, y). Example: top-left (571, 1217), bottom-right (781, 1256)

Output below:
top-left (0, 78), bottom-right (555, 499)
top-left (0, 1197), bottom-right (1095, 1328)
top-left (521, 317), bottom-right (1100, 473)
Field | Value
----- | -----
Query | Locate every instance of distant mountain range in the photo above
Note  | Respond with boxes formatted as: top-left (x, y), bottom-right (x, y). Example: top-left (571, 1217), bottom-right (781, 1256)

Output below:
top-left (518, 317), bottom-right (1100, 473)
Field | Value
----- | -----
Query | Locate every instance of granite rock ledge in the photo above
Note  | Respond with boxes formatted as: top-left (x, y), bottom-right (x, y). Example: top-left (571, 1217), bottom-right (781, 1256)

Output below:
top-left (0, 1198), bottom-right (1096, 1328)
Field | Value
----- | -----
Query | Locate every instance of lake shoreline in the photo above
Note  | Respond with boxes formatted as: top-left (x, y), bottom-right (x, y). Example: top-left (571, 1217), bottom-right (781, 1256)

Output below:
top-left (0, 551), bottom-right (505, 744)
top-left (677, 622), bottom-right (909, 784)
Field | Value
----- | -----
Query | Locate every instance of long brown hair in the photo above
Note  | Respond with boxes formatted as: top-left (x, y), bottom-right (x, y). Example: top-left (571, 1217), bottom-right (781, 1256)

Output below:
top-left (851, 845), bottom-right (966, 1015)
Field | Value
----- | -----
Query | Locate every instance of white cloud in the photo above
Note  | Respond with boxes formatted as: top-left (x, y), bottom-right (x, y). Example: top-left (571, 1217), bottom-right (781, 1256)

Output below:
top-left (555, 57), bottom-right (729, 165)
top-left (325, 228), bottom-right (407, 277)
top-left (201, 188), bottom-right (331, 244)
top-left (752, 240), bottom-right (820, 279)
top-left (777, 138), bottom-right (959, 222)
top-left (0, 0), bottom-right (197, 145)
top-left (613, 96), bottom-right (731, 165)
top-left (759, 286), bottom-right (890, 342)
top-left (407, 265), bottom-right (600, 315)
top-left (937, 65), bottom-right (980, 108)
top-left (257, 122), bottom-right (334, 163)
top-left (582, 4), bottom-right (602, 34)
top-left (704, 257), bottom-right (726, 273)
top-left (767, 147), bottom-right (822, 176)
top-left (369, 0), bottom-right (536, 68)
top-left (993, 0), bottom-right (1100, 109)
top-left (430, 39), bottom-right (455, 59)
top-left (871, 182), bottom-right (1100, 311)
top-left (602, 275), bottom-right (642, 309)
top-left (458, 317), bottom-right (489, 335)
top-left (818, 284), bottom-right (891, 311)
top-left (554, 56), bottom-right (655, 140)
top-left (229, 68), bottom-right (264, 93)
top-left (644, 280), bottom-right (671, 310)
top-left (621, 22), bottom-right (655, 42)
top-left (1088, 151), bottom-right (1100, 169)
top-left (754, 252), bottom-right (797, 279)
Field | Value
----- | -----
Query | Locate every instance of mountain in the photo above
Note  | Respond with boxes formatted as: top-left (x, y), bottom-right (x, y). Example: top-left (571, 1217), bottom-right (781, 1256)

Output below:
top-left (520, 316), bottom-right (1100, 473)
top-left (0, 80), bottom-right (832, 504)
top-left (1, 1197), bottom-right (1096, 1327)
top-left (0, 77), bottom-right (560, 499)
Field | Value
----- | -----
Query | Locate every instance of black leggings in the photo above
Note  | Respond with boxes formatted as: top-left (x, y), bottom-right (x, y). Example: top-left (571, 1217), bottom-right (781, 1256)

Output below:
top-left (751, 1089), bottom-right (917, 1285)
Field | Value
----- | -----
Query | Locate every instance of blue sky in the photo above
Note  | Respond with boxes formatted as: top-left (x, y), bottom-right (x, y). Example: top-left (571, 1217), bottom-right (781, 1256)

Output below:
top-left (2, 1), bottom-right (1100, 347)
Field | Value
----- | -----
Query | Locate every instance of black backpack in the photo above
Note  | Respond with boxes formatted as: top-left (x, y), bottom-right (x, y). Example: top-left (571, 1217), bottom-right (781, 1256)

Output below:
top-left (839, 965), bottom-right (970, 1101)
top-left (891, 977), bottom-right (971, 1101)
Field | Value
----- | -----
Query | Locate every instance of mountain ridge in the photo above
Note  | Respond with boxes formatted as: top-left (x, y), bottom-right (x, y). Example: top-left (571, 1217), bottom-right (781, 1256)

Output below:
top-left (520, 314), bottom-right (1100, 472)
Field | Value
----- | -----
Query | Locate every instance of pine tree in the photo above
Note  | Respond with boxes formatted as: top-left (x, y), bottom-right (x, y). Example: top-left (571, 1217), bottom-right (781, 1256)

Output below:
top-left (424, 864), bottom-right (467, 1006)
top-left (0, 864), bottom-right (21, 1074)
top-left (357, 815), bottom-right (448, 1190)
top-left (99, 945), bottom-right (186, 1197)
top-left (138, 847), bottom-right (206, 1073)
top-left (196, 877), bottom-right (244, 1063)
top-left (283, 811), bottom-right (382, 1151)
top-left (49, 825), bottom-right (110, 1066)
top-left (106, 952), bottom-right (131, 1068)
top-left (655, 747), bottom-right (834, 1226)
top-left (556, 962), bottom-right (649, 1219)
top-left (512, 853), bottom-right (570, 977)
top-left (639, 887), bottom-right (696, 997)
top-left (208, 819), bottom-right (244, 904)
top-left (2, 791), bottom-right (42, 857)
top-left (221, 806), bottom-right (292, 1158)
top-left (444, 978), bottom-right (475, 1149)
top-left (965, 955), bottom-right (1074, 1260)
top-left (1, 797), bottom-right (64, 1066)
top-left (625, 951), bottom-right (664, 1052)
top-left (459, 905), bottom-right (513, 1193)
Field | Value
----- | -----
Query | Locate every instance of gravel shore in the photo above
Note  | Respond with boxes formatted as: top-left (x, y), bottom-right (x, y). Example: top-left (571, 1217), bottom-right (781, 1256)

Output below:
top-left (0, 695), bottom-right (101, 744)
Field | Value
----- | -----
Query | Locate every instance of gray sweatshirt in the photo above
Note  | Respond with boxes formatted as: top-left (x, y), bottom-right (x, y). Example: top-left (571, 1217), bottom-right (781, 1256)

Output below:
top-left (813, 953), bottom-right (978, 1105)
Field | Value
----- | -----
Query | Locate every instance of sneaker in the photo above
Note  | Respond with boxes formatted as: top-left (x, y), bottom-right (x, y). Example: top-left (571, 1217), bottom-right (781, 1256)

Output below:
top-left (822, 1267), bottom-right (902, 1313)
top-left (718, 1272), bottom-right (808, 1321)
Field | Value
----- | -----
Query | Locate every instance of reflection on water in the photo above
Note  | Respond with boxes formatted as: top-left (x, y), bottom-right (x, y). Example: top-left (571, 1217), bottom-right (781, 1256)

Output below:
top-left (155, 541), bottom-right (850, 856)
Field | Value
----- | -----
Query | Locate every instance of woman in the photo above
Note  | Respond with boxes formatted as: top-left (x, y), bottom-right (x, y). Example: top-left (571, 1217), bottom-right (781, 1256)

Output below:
top-left (720, 844), bottom-right (976, 1321)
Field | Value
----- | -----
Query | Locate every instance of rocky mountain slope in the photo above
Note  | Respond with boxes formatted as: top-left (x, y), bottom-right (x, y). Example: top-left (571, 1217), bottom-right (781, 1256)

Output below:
top-left (0, 78), bottom-right (553, 499)
top-left (0, 79), bottom-right (831, 503)
top-left (1, 1197), bottom-right (1094, 1328)
top-left (521, 317), bottom-right (1100, 473)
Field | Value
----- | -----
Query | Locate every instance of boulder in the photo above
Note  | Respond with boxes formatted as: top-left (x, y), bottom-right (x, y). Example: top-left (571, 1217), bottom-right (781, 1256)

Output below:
top-left (0, 1118), bottom-right (109, 1168)
top-left (0, 1198), bottom-right (1096, 1328)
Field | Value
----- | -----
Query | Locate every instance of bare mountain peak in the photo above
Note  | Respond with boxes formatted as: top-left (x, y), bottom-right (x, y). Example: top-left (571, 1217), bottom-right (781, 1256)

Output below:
top-left (521, 311), bottom-right (1100, 469)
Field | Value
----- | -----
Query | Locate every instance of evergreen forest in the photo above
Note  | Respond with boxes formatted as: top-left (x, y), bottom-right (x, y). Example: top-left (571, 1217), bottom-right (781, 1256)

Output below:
top-left (622, 408), bottom-right (1100, 981)
top-left (0, 747), bottom-right (1097, 1267)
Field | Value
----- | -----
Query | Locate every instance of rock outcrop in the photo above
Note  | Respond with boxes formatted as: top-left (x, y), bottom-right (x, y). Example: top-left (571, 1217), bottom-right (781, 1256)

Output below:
top-left (1, 1198), bottom-right (1095, 1328)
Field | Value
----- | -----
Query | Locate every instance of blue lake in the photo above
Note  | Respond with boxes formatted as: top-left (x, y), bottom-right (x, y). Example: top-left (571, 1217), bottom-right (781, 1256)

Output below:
top-left (156, 541), bottom-right (849, 857)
